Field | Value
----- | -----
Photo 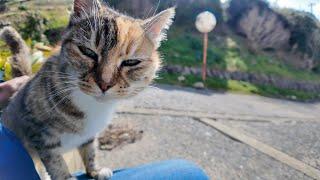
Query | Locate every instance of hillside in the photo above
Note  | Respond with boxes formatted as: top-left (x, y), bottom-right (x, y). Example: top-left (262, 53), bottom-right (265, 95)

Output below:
top-left (227, 0), bottom-right (320, 72)
top-left (0, 0), bottom-right (319, 101)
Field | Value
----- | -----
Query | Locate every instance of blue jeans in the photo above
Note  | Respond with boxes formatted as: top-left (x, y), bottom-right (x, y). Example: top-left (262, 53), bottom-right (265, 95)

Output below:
top-left (0, 123), bottom-right (209, 180)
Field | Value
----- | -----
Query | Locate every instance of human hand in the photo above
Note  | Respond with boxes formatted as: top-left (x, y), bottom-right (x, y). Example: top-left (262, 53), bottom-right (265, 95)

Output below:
top-left (0, 76), bottom-right (30, 107)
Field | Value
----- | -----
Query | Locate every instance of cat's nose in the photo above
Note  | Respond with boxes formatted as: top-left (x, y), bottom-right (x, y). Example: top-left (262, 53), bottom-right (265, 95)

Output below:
top-left (98, 82), bottom-right (113, 93)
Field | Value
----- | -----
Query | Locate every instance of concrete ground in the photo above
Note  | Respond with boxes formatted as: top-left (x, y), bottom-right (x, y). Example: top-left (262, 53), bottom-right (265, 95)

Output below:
top-left (97, 85), bottom-right (320, 180)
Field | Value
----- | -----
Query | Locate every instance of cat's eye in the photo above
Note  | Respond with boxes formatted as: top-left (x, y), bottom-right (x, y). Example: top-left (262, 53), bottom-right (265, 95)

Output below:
top-left (78, 46), bottom-right (98, 62)
top-left (121, 59), bottom-right (142, 67)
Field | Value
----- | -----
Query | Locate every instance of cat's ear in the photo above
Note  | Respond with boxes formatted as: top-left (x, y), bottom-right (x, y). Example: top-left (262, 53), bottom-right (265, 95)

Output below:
top-left (142, 7), bottom-right (175, 48)
top-left (73, 0), bottom-right (101, 16)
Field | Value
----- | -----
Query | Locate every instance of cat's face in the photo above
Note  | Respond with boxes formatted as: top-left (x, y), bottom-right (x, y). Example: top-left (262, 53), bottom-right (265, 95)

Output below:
top-left (61, 0), bottom-right (174, 100)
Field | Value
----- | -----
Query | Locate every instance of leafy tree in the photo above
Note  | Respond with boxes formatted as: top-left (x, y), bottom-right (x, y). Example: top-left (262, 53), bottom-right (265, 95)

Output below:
top-left (17, 12), bottom-right (48, 44)
top-left (107, 0), bottom-right (223, 29)
top-left (279, 9), bottom-right (318, 55)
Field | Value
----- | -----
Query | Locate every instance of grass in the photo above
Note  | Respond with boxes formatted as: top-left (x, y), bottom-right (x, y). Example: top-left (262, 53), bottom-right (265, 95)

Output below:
top-left (158, 29), bottom-right (320, 100)
top-left (156, 73), bottom-right (320, 101)
top-left (160, 29), bottom-right (320, 82)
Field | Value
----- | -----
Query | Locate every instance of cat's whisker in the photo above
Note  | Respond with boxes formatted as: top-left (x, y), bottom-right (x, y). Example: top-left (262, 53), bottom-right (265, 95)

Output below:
top-left (39, 71), bottom-right (79, 79)
top-left (44, 71), bottom-right (75, 76)
top-left (39, 94), bottom-right (71, 118)
top-left (143, 6), bottom-right (155, 19)
top-left (152, 0), bottom-right (161, 17)
top-left (38, 72), bottom-right (93, 88)
top-left (30, 78), bottom-right (78, 92)
top-left (35, 84), bottom-right (77, 101)
top-left (42, 86), bottom-right (78, 102)
top-left (45, 87), bottom-right (75, 99)
top-left (36, 76), bottom-right (78, 85)
top-left (41, 70), bottom-right (77, 77)
top-left (22, 86), bottom-right (77, 119)
top-left (38, 85), bottom-right (81, 116)
top-left (39, 74), bottom-right (77, 79)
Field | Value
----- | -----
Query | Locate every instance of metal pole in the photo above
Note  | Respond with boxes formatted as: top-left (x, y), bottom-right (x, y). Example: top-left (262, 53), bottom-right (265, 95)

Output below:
top-left (202, 33), bottom-right (208, 81)
top-left (309, 3), bottom-right (314, 14)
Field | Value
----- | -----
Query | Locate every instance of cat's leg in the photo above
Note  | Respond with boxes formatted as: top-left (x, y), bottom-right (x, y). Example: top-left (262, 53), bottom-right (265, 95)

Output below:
top-left (34, 156), bottom-right (51, 180)
top-left (27, 147), bottom-right (51, 180)
top-left (38, 149), bottom-right (73, 180)
top-left (79, 139), bottom-right (113, 180)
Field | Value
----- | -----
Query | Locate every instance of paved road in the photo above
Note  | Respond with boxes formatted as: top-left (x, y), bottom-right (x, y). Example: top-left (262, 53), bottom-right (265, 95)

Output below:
top-left (97, 85), bottom-right (320, 179)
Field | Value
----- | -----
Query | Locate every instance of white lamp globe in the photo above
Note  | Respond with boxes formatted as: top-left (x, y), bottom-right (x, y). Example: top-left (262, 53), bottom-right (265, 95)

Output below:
top-left (195, 11), bottom-right (217, 33)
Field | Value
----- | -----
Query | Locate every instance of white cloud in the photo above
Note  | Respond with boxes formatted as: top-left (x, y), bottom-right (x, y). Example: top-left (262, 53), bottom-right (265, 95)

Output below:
top-left (314, 3), bottom-right (320, 18)
top-left (222, 0), bottom-right (320, 19)
top-left (271, 0), bottom-right (303, 9)
top-left (269, 0), bottom-right (320, 19)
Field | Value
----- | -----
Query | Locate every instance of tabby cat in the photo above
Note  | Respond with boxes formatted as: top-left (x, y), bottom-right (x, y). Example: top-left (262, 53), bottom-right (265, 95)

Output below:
top-left (0, 0), bottom-right (175, 179)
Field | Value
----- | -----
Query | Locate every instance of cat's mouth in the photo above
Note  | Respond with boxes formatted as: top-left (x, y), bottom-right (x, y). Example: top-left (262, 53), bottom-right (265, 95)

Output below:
top-left (78, 81), bottom-right (146, 101)
top-left (94, 92), bottom-right (127, 102)
top-left (79, 87), bottom-right (125, 101)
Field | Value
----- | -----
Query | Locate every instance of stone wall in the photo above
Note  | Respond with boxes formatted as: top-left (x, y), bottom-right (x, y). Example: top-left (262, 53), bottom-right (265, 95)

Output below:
top-left (163, 65), bottom-right (320, 93)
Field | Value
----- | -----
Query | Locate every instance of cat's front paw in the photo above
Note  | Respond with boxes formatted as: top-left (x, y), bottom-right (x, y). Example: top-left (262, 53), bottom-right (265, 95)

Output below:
top-left (96, 168), bottom-right (113, 180)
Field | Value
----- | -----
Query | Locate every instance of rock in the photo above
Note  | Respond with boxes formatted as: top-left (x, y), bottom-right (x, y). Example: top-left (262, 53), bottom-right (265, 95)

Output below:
top-left (178, 75), bottom-right (186, 82)
top-left (193, 82), bottom-right (205, 89)
top-left (291, 96), bottom-right (297, 100)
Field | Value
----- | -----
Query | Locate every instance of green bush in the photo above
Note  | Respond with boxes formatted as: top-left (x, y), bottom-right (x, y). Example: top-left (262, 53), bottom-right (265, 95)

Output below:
top-left (17, 12), bottom-right (47, 44)
top-left (278, 9), bottom-right (318, 55)
top-left (18, 5), bottom-right (28, 11)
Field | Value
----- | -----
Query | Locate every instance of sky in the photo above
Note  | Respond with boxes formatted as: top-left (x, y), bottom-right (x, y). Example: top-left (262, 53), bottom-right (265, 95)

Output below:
top-left (221, 0), bottom-right (320, 19)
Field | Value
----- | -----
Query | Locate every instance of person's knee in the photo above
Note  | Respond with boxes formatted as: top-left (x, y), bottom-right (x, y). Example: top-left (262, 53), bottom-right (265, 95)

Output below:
top-left (110, 159), bottom-right (209, 180)
top-left (164, 159), bottom-right (209, 180)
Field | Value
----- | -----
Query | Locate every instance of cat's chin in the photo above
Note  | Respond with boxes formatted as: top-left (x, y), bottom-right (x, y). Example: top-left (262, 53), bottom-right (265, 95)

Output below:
top-left (95, 96), bottom-right (112, 102)
top-left (94, 93), bottom-right (137, 102)
top-left (81, 89), bottom-right (138, 102)
top-left (94, 94), bottom-right (120, 102)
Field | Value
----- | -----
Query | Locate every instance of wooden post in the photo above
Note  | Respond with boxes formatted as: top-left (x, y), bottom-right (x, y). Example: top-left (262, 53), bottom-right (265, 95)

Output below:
top-left (202, 33), bottom-right (208, 81)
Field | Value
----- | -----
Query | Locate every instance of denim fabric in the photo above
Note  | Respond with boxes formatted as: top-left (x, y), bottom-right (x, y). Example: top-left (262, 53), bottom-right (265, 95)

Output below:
top-left (0, 123), bottom-right (209, 180)
top-left (0, 123), bottom-right (40, 180)
top-left (76, 159), bottom-right (209, 180)
top-left (111, 159), bottom-right (209, 180)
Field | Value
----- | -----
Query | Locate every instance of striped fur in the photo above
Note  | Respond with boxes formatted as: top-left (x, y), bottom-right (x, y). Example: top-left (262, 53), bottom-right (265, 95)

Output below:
top-left (1, 0), bottom-right (175, 179)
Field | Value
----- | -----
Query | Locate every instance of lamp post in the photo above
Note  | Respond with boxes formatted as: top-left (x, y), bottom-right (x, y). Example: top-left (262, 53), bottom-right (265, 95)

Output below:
top-left (195, 11), bottom-right (217, 81)
top-left (307, 0), bottom-right (319, 13)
